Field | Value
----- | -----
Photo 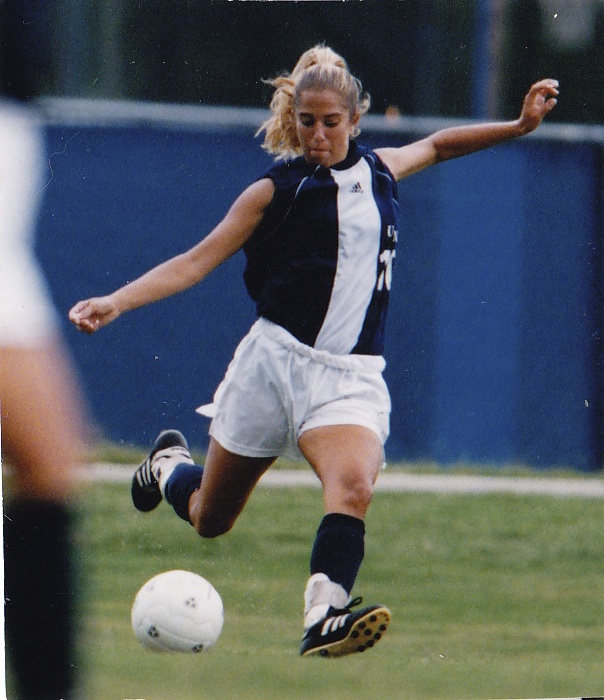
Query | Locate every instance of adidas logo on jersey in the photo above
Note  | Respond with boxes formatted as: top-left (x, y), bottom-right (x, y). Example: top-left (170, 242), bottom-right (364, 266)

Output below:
top-left (349, 182), bottom-right (364, 193)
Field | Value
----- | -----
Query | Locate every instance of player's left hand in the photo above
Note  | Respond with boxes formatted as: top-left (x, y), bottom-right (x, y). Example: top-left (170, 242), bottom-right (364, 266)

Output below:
top-left (517, 79), bottom-right (559, 134)
top-left (68, 296), bottom-right (120, 334)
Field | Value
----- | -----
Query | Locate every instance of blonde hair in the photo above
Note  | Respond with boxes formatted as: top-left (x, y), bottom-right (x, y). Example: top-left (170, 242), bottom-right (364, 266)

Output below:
top-left (257, 45), bottom-right (371, 160)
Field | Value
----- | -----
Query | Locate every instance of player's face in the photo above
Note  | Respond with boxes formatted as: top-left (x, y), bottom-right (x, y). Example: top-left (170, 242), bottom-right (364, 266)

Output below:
top-left (295, 89), bottom-right (359, 168)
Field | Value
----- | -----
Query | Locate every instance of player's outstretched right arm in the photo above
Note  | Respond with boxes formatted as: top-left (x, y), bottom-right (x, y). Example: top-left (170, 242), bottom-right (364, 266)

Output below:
top-left (69, 178), bottom-right (275, 334)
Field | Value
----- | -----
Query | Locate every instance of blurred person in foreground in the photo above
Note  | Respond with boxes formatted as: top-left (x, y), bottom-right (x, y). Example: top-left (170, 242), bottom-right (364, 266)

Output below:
top-left (1, 1), bottom-right (89, 697)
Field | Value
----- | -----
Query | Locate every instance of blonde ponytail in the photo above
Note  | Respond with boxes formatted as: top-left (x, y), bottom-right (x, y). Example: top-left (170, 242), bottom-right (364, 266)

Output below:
top-left (257, 45), bottom-right (370, 160)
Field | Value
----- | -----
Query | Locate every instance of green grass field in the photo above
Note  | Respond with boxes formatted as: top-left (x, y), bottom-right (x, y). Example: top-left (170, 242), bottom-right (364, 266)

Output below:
top-left (46, 474), bottom-right (604, 699)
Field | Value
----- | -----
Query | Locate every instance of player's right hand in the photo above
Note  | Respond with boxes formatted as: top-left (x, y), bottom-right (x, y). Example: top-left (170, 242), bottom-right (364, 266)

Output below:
top-left (68, 297), bottom-right (120, 334)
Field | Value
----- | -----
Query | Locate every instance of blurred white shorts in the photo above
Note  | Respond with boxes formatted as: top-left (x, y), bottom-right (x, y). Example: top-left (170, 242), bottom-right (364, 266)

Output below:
top-left (0, 103), bottom-right (58, 347)
top-left (197, 318), bottom-right (391, 459)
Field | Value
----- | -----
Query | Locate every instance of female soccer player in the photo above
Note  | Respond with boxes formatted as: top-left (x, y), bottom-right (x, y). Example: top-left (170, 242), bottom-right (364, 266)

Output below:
top-left (70, 45), bottom-right (558, 657)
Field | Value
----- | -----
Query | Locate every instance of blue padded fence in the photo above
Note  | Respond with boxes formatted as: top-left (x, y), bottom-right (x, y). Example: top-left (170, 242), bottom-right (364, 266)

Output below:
top-left (37, 100), bottom-right (603, 470)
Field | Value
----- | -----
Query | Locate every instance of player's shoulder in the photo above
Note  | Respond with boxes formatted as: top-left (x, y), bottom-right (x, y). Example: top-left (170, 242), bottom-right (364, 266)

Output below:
top-left (258, 155), bottom-right (316, 190)
top-left (359, 144), bottom-right (397, 182)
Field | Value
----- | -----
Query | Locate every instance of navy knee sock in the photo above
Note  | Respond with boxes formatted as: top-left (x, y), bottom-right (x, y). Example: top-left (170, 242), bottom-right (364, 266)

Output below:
top-left (164, 463), bottom-right (204, 523)
top-left (4, 500), bottom-right (76, 699)
top-left (310, 513), bottom-right (365, 594)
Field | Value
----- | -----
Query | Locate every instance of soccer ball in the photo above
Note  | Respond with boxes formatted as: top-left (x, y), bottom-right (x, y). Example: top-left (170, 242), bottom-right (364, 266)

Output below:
top-left (131, 569), bottom-right (224, 653)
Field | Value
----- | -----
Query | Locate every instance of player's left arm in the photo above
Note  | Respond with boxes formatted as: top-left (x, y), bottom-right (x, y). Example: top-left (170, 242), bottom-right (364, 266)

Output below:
top-left (376, 79), bottom-right (559, 182)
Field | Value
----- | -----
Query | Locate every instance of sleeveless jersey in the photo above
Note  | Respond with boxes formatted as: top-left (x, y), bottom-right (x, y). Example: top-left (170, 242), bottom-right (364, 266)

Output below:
top-left (243, 141), bottom-right (399, 356)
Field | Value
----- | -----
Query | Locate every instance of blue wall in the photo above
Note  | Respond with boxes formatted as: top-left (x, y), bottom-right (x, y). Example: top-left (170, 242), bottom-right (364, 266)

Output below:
top-left (37, 113), bottom-right (603, 470)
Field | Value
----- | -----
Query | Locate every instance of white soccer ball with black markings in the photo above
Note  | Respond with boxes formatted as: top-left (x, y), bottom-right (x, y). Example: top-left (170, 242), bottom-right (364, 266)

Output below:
top-left (131, 570), bottom-right (224, 653)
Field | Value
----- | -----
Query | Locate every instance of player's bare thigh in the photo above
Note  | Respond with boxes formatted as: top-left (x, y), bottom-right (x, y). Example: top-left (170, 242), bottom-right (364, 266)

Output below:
top-left (0, 340), bottom-right (88, 501)
top-left (297, 424), bottom-right (383, 519)
top-left (188, 437), bottom-right (277, 537)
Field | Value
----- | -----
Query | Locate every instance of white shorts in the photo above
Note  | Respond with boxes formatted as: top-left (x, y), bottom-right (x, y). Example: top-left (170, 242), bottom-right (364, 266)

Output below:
top-left (197, 318), bottom-right (391, 459)
top-left (0, 103), bottom-right (58, 347)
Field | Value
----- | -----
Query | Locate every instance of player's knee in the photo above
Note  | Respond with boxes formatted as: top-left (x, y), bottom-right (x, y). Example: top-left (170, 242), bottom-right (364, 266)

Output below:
top-left (193, 514), bottom-right (234, 539)
top-left (329, 473), bottom-right (374, 516)
top-left (188, 495), bottom-right (233, 538)
top-left (346, 477), bottom-right (374, 511)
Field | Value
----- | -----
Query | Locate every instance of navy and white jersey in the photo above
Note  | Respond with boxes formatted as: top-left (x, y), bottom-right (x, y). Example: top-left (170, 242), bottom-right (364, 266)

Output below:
top-left (243, 141), bottom-right (399, 356)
